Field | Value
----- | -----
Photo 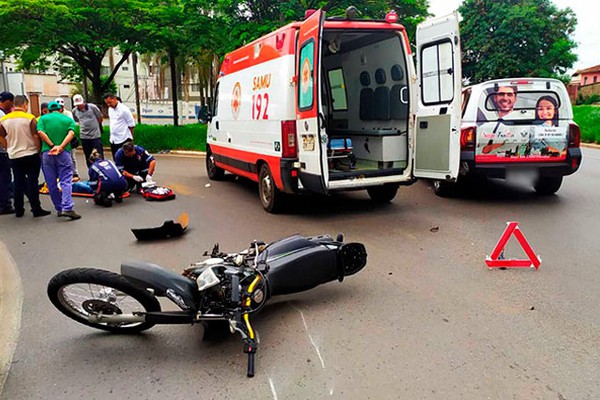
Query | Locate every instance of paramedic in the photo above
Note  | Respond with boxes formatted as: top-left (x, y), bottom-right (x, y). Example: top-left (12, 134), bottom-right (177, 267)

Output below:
top-left (114, 142), bottom-right (156, 190)
top-left (88, 149), bottom-right (127, 206)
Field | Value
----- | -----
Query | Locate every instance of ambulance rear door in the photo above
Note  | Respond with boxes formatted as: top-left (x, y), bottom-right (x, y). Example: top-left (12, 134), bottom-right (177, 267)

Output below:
top-left (295, 9), bottom-right (328, 194)
top-left (413, 12), bottom-right (462, 181)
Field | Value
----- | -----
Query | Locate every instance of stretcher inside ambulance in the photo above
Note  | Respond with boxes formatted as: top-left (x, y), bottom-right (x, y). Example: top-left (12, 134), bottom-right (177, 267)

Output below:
top-left (206, 9), bottom-right (462, 212)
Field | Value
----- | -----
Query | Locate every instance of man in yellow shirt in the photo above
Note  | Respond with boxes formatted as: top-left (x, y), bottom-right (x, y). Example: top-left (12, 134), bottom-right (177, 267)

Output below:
top-left (0, 95), bottom-right (50, 217)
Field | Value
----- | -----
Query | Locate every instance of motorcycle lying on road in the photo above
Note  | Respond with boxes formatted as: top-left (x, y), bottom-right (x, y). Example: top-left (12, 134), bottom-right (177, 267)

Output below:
top-left (47, 233), bottom-right (367, 377)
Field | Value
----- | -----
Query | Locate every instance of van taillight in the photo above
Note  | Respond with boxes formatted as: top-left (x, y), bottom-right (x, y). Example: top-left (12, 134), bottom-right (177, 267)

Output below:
top-left (281, 120), bottom-right (297, 158)
top-left (568, 123), bottom-right (580, 148)
top-left (460, 126), bottom-right (476, 151)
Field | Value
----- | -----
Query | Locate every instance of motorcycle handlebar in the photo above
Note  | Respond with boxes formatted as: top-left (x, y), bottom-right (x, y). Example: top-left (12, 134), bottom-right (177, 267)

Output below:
top-left (247, 353), bottom-right (255, 377)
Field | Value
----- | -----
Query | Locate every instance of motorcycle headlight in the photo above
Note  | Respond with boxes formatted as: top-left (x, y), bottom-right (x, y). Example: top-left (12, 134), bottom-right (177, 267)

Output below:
top-left (196, 267), bottom-right (220, 292)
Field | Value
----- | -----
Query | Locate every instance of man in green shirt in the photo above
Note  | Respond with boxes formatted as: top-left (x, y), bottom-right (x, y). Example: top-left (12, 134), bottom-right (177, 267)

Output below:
top-left (37, 101), bottom-right (81, 220)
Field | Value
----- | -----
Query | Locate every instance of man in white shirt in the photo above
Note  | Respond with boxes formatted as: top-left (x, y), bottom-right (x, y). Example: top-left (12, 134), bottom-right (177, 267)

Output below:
top-left (103, 93), bottom-right (135, 159)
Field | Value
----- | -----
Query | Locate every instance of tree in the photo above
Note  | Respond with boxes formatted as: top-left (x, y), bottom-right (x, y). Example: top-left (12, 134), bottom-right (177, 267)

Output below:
top-left (0, 0), bottom-right (154, 104)
top-left (458, 0), bottom-right (578, 84)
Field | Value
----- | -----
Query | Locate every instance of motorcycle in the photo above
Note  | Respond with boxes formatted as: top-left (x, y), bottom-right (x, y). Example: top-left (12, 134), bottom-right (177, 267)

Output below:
top-left (47, 233), bottom-right (367, 377)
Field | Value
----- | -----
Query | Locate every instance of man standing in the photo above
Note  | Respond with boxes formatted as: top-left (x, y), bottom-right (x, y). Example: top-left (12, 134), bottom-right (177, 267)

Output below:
top-left (37, 101), bottom-right (81, 220)
top-left (54, 97), bottom-right (81, 181)
top-left (103, 93), bottom-right (135, 159)
top-left (0, 91), bottom-right (14, 214)
top-left (114, 142), bottom-right (156, 190)
top-left (0, 95), bottom-right (50, 218)
top-left (72, 94), bottom-right (103, 169)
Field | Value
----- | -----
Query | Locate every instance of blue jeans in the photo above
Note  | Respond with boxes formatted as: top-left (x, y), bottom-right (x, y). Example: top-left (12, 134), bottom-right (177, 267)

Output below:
top-left (0, 152), bottom-right (12, 210)
top-left (10, 153), bottom-right (43, 213)
top-left (42, 151), bottom-right (74, 212)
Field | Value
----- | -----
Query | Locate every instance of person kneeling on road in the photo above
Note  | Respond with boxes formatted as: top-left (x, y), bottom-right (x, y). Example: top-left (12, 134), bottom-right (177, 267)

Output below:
top-left (88, 149), bottom-right (127, 207)
top-left (114, 141), bottom-right (156, 191)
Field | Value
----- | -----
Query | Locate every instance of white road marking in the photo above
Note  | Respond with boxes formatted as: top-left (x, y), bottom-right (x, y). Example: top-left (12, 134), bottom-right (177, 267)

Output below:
top-left (297, 308), bottom-right (326, 370)
top-left (268, 377), bottom-right (278, 400)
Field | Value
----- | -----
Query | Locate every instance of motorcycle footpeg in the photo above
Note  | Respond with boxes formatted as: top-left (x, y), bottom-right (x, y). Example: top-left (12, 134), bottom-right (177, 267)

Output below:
top-left (338, 243), bottom-right (367, 279)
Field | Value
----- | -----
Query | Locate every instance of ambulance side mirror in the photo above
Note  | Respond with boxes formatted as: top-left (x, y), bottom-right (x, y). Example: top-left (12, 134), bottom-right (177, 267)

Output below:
top-left (197, 105), bottom-right (211, 124)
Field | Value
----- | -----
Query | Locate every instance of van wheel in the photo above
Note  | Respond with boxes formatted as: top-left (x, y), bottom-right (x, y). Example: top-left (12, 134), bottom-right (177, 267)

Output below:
top-left (367, 184), bottom-right (398, 203)
top-left (432, 180), bottom-right (456, 197)
top-left (258, 164), bottom-right (284, 213)
top-left (206, 147), bottom-right (224, 180)
top-left (534, 176), bottom-right (562, 195)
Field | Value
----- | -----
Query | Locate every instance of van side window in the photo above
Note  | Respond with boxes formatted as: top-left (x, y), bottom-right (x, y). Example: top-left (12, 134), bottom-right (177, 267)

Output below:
top-left (213, 82), bottom-right (220, 117)
top-left (327, 68), bottom-right (348, 111)
top-left (298, 40), bottom-right (315, 111)
top-left (420, 40), bottom-right (455, 105)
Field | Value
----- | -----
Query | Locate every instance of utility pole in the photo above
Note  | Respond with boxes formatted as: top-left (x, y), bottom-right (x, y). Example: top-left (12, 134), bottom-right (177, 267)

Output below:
top-left (132, 52), bottom-right (141, 124)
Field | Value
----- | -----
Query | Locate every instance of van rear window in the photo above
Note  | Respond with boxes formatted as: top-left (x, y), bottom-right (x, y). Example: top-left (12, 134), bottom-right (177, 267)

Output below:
top-left (480, 90), bottom-right (562, 124)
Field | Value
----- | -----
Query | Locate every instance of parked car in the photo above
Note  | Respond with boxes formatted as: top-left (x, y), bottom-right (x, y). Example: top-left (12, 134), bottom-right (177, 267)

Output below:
top-left (432, 78), bottom-right (582, 196)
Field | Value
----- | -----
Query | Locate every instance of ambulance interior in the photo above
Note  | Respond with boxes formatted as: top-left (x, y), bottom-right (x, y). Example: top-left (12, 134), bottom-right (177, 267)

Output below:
top-left (320, 29), bottom-right (410, 180)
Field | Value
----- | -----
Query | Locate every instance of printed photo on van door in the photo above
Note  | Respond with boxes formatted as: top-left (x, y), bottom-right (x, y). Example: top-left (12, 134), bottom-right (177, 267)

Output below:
top-left (474, 88), bottom-right (568, 162)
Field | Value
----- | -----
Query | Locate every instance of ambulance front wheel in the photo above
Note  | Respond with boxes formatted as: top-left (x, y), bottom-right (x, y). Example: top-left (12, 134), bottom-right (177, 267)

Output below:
top-left (258, 164), bottom-right (284, 213)
top-left (367, 184), bottom-right (398, 203)
top-left (206, 146), bottom-right (225, 180)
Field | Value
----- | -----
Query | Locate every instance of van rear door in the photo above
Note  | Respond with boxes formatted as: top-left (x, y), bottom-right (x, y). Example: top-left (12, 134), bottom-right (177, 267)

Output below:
top-left (413, 12), bottom-right (461, 181)
top-left (296, 9), bottom-right (328, 194)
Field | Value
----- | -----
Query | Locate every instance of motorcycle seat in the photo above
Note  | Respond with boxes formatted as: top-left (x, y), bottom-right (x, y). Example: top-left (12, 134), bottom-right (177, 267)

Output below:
top-left (121, 261), bottom-right (197, 311)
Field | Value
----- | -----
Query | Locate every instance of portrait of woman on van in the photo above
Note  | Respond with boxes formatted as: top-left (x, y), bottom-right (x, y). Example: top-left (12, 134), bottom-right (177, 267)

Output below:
top-left (535, 95), bottom-right (559, 127)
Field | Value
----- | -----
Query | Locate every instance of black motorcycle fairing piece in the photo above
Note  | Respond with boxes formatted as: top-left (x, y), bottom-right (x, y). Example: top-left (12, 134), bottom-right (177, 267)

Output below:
top-left (260, 235), bottom-right (339, 297)
top-left (121, 261), bottom-right (197, 311)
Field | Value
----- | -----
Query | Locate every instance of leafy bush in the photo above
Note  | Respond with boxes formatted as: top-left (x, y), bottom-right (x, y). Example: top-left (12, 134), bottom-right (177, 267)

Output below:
top-left (573, 105), bottom-right (600, 143)
top-left (575, 93), bottom-right (600, 105)
top-left (99, 123), bottom-right (207, 152)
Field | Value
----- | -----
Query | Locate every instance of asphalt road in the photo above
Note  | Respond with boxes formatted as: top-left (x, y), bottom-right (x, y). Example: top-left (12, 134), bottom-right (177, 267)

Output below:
top-left (1, 149), bottom-right (599, 399)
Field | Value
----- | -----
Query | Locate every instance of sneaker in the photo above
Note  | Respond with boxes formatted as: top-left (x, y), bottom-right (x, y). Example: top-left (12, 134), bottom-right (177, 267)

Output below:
top-left (33, 209), bottom-right (52, 217)
top-left (15, 209), bottom-right (25, 218)
top-left (59, 210), bottom-right (81, 220)
top-left (0, 206), bottom-right (15, 215)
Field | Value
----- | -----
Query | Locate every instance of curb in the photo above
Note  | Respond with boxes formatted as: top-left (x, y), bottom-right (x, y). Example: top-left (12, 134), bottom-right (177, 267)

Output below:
top-left (581, 142), bottom-right (600, 150)
top-left (100, 147), bottom-right (205, 158)
top-left (0, 241), bottom-right (23, 395)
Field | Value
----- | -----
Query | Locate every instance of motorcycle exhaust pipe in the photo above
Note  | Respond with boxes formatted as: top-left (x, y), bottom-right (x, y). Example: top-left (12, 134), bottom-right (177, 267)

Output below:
top-left (88, 313), bottom-right (146, 324)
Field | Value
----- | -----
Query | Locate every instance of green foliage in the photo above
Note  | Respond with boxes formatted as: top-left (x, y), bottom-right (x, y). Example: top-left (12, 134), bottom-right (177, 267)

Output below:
top-left (100, 124), bottom-right (207, 152)
top-left (459, 0), bottom-right (578, 84)
top-left (575, 94), bottom-right (600, 106)
top-left (573, 106), bottom-right (600, 143)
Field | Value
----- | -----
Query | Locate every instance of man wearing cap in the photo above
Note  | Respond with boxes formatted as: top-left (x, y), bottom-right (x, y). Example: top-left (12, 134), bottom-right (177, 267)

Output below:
top-left (0, 95), bottom-right (50, 218)
top-left (0, 91), bottom-right (15, 214)
top-left (37, 101), bottom-right (81, 220)
top-left (54, 97), bottom-right (80, 181)
top-left (103, 93), bottom-right (135, 159)
top-left (72, 94), bottom-right (103, 169)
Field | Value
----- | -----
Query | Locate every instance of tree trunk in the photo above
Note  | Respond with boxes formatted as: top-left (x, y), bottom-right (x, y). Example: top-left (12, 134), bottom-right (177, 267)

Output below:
top-left (169, 51), bottom-right (179, 127)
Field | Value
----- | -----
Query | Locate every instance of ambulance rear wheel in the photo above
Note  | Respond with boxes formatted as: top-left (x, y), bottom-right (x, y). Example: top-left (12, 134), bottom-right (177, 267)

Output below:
top-left (258, 164), bottom-right (283, 213)
top-left (206, 147), bottom-right (224, 180)
top-left (534, 176), bottom-right (562, 195)
top-left (367, 184), bottom-right (398, 203)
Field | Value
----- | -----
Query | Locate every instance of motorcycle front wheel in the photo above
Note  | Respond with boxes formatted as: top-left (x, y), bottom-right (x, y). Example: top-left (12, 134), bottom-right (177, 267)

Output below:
top-left (47, 268), bottom-right (161, 333)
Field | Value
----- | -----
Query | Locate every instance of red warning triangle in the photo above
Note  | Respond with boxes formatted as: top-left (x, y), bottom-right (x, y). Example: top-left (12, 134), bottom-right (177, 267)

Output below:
top-left (485, 222), bottom-right (541, 269)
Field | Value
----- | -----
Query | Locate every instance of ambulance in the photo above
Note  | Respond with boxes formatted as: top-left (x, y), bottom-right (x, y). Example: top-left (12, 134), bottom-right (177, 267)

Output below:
top-left (206, 8), bottom-right (463, 212)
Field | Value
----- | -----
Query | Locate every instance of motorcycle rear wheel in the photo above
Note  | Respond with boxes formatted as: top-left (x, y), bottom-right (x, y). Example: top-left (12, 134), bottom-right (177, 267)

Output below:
top-left (47, 268), bottom-right (161, 333)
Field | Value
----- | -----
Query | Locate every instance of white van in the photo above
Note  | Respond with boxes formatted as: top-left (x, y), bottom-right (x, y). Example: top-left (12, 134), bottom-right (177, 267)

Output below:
top-left (431, 78), bottom-right (582, 196)
top-left (206, 9), bottom-right (463, 212)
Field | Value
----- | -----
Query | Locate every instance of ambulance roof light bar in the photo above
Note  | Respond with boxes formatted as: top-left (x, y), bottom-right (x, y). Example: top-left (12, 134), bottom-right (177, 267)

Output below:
top-left (385, 10), bottom-right (398, 23)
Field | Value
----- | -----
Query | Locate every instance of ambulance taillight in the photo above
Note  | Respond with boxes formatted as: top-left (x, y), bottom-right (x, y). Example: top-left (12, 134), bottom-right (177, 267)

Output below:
top-left (281, 120), bottom-right (298, 158)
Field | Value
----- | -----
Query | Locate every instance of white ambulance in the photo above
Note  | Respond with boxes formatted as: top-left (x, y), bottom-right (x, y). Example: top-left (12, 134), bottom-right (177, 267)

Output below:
top-left (206, 9), bottom-right (463, 212)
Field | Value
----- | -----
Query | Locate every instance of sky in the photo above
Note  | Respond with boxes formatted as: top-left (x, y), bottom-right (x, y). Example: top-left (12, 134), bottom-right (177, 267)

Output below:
top-left (427, 0), bottom-right (598, 73)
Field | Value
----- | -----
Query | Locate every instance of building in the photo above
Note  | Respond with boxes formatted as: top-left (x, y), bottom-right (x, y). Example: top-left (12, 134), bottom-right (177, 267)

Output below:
top-left (568, 64), bottom-right (600, 103)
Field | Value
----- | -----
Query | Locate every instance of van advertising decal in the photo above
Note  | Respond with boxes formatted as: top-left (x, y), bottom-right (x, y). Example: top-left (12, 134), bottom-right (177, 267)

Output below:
top-left (231, 82), bottom-right (241, 120)
top-left (475, 88), bottom-right (568, 162)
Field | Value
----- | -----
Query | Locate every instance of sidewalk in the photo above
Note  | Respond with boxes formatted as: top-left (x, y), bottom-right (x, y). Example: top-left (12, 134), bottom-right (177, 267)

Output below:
top-left (0, 241), bottom-right (22, 395)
